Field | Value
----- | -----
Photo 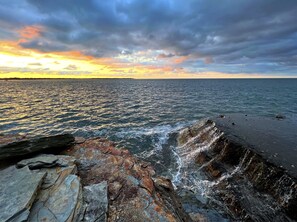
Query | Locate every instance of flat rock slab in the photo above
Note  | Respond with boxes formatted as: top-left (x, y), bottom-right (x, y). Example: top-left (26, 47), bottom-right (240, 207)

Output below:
top-left (0, 134), bottom-right (75, 161)
top-left (0, 166), bottom-right (46, 222)
top-left (17, 154), bottom-right (69, 170)
top-left (83, 182), bottom-right (108, 222)
top-left (213, 114), bottom-right (297, 178)
top-left (28, 174), bottom-right (82, 222)
top-left (15, 154), bottom-right (83, 222)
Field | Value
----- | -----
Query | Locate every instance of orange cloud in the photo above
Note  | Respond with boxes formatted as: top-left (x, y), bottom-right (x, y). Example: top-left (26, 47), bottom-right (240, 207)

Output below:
top-left (172, 56), bottom-right (190, 64)
top-left (1, 38), bottom-right (292, 79)
top-left (18, 26), bottom-right (43, 40)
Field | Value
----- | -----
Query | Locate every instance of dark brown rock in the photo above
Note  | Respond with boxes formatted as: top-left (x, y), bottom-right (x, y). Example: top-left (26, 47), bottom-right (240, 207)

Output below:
top-left (202, 161), bottom-right (226, 179)
top-left (195, 152), bottom-right (211, 165)
top-left (0, 134), bottom-right (75, 161)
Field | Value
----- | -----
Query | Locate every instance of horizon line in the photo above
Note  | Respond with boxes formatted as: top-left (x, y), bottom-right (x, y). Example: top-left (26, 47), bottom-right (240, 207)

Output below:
top-left (1, 77), bottom-right (297, 80)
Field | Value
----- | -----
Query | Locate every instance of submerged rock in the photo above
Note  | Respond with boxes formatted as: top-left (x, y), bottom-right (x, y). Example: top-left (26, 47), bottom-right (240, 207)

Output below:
top-left (275, 114), bottom-right (286, 120)
top-left (0, 134), bottom-right (75, 161)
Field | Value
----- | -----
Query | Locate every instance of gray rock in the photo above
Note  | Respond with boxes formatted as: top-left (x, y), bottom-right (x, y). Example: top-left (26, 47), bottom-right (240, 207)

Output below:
top-left (16, 155), bottom-right (83, 222)
top-left (83, 182), bottom-right (108, 222)
top-left (0, 134), bottom-right (75, 161)
top-left (17, 154), bottom-right (69, 170)
top-left (28, 174), bottom-right (82, 222)
top-left (0, 166), bottom-right (46, 222)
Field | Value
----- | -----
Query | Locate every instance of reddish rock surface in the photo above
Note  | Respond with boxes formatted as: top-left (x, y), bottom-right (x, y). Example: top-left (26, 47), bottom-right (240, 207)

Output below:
top-left (63, 137), bottom-right (191, 222)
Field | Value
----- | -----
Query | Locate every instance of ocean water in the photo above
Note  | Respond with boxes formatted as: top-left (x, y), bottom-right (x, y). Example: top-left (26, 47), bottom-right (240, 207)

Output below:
top-left (1, 79), bottom-right (296, 220)
top-left (0, 79), bottom-right (297, 173)
top-left (1, 79), bottom-right (297, 147)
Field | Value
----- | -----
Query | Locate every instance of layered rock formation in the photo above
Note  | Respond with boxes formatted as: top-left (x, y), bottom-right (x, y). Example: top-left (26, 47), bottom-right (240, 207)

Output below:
top-left (0, 135), bottom-right (191, 222)
top-left (177, 115), bottom-right (297, 221)
top-left (0, 134), bottom-right (75, 161)
top-left (0, 154), bottom-right (84, 222)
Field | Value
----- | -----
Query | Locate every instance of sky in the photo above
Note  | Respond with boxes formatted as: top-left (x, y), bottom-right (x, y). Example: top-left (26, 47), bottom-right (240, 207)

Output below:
top-left (0, 0), bottom-right (297, 79)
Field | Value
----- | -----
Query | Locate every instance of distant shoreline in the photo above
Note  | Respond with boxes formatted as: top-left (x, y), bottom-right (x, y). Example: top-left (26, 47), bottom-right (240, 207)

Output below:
top-left (1, 77), bottom-right (297, 80)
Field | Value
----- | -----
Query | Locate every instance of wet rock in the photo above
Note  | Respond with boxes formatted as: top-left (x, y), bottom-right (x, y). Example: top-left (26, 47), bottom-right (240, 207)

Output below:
top-left (202, 161), bottom-right (226, 179)
top-left (275, 114), bottom-right (285, 120)
top-left (217, 139), bottom-right (245, 166)
top-left (0, 134), bottom-right (75, 161)
top-left (154, 177), bottom-right (192, 222)
top-left (195, 152), bottom-right (211, 165)
top-left (0, 166), bottom-right (46, 222)
top-left (83, 181), bottom-right (108, 222)
top-left (0, 134), bottom-right (27, 145)
top-left (178, 116), bottom-right (297, 221)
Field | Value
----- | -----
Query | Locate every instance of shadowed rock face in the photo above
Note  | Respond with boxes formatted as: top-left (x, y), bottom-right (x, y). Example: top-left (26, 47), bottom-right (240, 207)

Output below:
top-left (177, 115), bottom-right (297, 221)
top-left (0, 134), bottom-right (75, 161)
top-left (64, 137), bottom-right (191, 222)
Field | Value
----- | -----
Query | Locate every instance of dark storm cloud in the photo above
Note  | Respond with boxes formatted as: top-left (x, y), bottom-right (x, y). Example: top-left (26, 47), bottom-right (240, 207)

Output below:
top-left (20, 39), bottom-right (70, 52)
top-left (1, 0), bottom-right (297, 75)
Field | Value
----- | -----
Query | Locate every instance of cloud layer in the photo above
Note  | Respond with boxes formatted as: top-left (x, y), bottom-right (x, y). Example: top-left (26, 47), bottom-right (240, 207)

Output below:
top-left (0, 0), bottom-right (297, 77)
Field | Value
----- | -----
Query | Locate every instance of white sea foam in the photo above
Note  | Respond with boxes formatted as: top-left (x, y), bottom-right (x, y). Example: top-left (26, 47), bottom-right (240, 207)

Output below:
top-left (115, 121), bottom-right (193, 150)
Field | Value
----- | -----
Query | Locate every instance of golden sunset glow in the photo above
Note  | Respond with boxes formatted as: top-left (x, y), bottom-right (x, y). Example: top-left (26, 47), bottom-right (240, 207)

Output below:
top-left (0, 39), bottom-right (292, 79)
top-left (1, 1), bottom-right (296, 80)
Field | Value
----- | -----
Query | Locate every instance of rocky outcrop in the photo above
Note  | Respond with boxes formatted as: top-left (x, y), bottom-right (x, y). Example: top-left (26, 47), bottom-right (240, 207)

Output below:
top-left (0, 134), bottom-right (75, 161)
top-left (0, 134), bottom-right (191, 222)
top-left (177, 116), bottom-right (297, 221)
top-left (63, 137), bottom-right (191, 222)
top-left (0, 154), bottom-right (84, 222)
